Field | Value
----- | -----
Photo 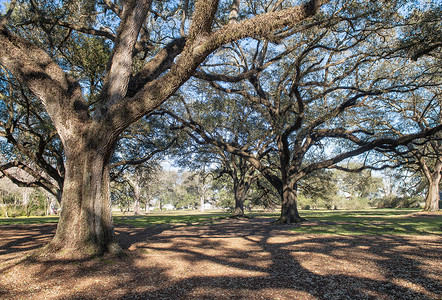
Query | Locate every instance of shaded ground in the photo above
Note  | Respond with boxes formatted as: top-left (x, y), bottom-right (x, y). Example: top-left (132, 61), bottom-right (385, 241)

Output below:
top-left (0, 218), bottom-right (441, 299)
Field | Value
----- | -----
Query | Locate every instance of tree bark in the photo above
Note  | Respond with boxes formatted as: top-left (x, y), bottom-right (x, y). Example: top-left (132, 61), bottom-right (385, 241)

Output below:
top-left (424, 162), bottom-right (441, 211)
top-left (127, 176), bottom-right (141, 215)
top-left (233, 186), bottom-right (246, 217)
top-left (275, 182), bottom-right (305, 224)
top-left (42, 131), bottom-right (120, 258)
top-left (1, 194), bottom-right (8, 218)
top-left (133, 185), bottom-right (141, 215)
top-left (145, 198), bottom-right (150, 212)
top-left (233, 178), bottom-right (246, 216)
top-left (200, 191), bottom-right (205, 212)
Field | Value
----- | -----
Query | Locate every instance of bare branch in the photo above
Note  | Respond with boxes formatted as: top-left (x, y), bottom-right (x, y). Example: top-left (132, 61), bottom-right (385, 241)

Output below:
top-left (188, 0), bottom-right (220, 37)
top-left (200, 0), bottom-right (328, 52)
top-left (229, 0), bottom-right (240, 24)
top-left (330, 163), bottom-right (401, 173)
top-left (0, 0), bottom-right (17, 28)
top-left (0, 161), bottom-right (59, 196)
top-left (111, 138), bottom-right (176, 168)
top-left (20, 18), bottom-right (116, 41)
top-left (126, 37), bottom-right (186, 98)
top-left (0, 28), bottom-right (87, 130)
top-left (298, 124), bottom-right (442, 178)
top-left (180, 0), bottom-right (189, 36)
top-left (101, 0), bottom-right (122, 16)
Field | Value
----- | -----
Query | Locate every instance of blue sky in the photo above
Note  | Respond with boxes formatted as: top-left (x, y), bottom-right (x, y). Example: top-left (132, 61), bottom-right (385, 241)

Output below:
top-left (0, 0), bottom-right (11, 14)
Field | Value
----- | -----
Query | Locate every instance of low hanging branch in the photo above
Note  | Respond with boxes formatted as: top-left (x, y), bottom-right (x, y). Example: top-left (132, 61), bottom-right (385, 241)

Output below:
top-left (0, 161), bottom-right (59, 197)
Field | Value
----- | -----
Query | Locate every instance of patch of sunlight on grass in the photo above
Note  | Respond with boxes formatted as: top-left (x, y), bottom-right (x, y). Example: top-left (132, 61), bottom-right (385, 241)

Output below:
top-left (1, 209), bottom-right (440, 236)
top-left (287, 209), bottom-right (441, 235)
top-left (0, 215), bottom-right (59, 225)
top-left (113, 211), bottom-right (231, 227)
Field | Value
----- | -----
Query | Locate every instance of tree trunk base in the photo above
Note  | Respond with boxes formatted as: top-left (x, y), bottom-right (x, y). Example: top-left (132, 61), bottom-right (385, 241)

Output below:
top-left (33, 240), bottom-right (124, 260)
top-left (272, 216), bottom-right (307, 224)
top-left (423, 207), bottom-right (440, 212)
top-left (229, 213), bottom-right (249, 219)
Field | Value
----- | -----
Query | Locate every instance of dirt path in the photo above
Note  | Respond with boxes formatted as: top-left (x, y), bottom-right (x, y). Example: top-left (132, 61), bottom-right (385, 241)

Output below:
top-left (0, 218), bottom-right (441, 299)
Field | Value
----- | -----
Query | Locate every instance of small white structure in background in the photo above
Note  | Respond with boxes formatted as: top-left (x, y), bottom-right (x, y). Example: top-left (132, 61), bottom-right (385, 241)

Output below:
top-left (341, 191), bottom-right (352, 199)
top-left (163, 203), bottom-right (176, 210)
top-left (203, 202), bottom-right (213, 210)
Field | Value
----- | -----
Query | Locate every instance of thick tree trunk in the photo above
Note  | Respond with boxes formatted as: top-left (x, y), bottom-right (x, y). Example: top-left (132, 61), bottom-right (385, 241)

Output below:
top-left (424, 176), bottom-right (440, 211)
top-left (200, 193), bottom-right (205, 212)
top-left (126, 176), bottom-right (141, 215)
top-left (145, 199), bottom-right (150, 212)
top-left (275, 183), bottom-right (305, 224)
top-left (133, 184), bottom-right (141, 215)
top-left (133, 200), bottom-right (141, 215)
top-left (232, 178), bottom-right (246, 217)
top-left (200, 183), bottom-right (207, 212)
top-left (1, 195), bottom-right (8, 218)
top-left (42, 138), bottom-right (121, 258)
top-left (233, 191), bottom-right (245, 216)
top-left (423, 161), bottom-right (441, 212)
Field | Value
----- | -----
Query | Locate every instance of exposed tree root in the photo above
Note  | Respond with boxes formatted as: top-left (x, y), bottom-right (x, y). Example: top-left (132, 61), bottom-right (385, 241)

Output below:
top-left (229, 213), bottom-right (250, 219)
top-left (29, 240), bottom-right (124, 261)
top-left (272, 216), bottom-right (307, 225)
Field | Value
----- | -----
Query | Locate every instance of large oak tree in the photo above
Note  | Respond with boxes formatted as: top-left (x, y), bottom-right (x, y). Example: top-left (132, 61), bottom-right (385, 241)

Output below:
top-left (0, 0), bottom-right (329, 256)
top-left (167, 0), bottom-right (442, 223)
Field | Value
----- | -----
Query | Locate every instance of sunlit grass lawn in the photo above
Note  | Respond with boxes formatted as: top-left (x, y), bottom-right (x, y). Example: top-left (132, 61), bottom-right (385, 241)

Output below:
top-left (0, 215), bottom-right (59, 225)
top-left (1, 209), bottom-right (440, 236)
top-left (113, 210), bottom-right (231, 227)
top-left (0, 210), bottom-right (230, 226)
top-left (287, 209), bottom-right (442, 235)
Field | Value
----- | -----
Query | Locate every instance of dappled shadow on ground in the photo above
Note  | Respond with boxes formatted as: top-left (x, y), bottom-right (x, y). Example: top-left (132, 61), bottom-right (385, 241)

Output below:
top-left (0, 224), bottom-right (55, 273)
top-left (0, 224), bottom-right (55, 255)
top-left (0, 218), bottom-right (441, 299)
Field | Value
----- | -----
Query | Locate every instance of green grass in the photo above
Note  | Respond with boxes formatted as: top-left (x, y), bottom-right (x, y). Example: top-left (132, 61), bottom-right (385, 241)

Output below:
top-left (0, 215), bottom-right (59, 225)
top-left (288, 209), bottom-right (442, 235)
top-left (0, 209), bottom-right (440, 236)
top-left (0, 210), bottom-right (231, 226)
top-left (113, 210), bottom-right (231, 227)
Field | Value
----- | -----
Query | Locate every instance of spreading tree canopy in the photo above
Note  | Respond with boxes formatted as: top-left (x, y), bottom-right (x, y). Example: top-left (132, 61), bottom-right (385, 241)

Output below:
top-left (166, 0), bottom-right (442, 222)
top-left (0, 0), bottom-right (330, 257)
